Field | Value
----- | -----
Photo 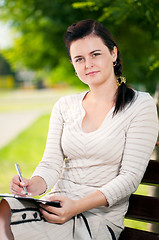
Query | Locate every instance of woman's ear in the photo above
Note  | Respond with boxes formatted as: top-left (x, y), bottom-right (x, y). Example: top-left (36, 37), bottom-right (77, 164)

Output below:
top-left (112, 46), bottom-right (118, 62)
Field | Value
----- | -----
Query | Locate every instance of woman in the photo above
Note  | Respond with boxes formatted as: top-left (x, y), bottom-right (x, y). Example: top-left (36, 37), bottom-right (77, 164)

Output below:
top-left (0, 19), bottom-right (158, 240)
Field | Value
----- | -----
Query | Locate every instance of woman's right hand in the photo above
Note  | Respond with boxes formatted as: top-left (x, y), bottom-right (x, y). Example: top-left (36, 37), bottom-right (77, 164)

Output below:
top-left (10, 175), bottom-right (33, 196)
top-left (10, 175), bottom-right (47, 197)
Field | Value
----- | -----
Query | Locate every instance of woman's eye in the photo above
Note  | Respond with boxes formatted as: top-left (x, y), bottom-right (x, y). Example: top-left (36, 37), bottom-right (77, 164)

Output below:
top-left (75, 57), bottom-right (83, 63)
top-left (92, 53), bottom-right (101, 57)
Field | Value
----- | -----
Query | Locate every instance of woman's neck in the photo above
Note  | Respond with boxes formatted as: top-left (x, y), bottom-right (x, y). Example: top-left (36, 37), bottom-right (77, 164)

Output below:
top-left (87, 78), bottom-right (118, 104)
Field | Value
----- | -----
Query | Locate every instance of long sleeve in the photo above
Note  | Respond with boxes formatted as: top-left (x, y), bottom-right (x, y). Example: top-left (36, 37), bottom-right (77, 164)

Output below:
top-left (32, 98), bottom-right (64, 191)
top-left (98, 94), bottom-right (158, 207)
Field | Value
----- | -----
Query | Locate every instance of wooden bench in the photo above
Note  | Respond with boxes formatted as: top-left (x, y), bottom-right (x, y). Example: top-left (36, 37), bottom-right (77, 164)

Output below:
top-left (119, 159), bottom-right (159, 240)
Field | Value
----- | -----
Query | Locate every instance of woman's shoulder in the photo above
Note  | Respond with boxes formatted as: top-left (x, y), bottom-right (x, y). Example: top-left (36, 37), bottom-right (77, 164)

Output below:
top-left (57, 91), bottom-right (87, 105)
top-left (52, 91), bottom-right (87, 113)
top-left (127, 90), bottom-right (156, 113)
top-left (134, 90), bottom-right (155, 104)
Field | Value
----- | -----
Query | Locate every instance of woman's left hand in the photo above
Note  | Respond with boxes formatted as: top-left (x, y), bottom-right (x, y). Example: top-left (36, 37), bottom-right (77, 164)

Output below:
top-left (39, 195), bottom-right (78, 224)
top-left (40, 190), bottom-right (108, 224)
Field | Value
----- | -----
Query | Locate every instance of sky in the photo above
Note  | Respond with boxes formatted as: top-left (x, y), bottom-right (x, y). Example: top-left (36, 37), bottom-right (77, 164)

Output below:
top-left (0, 21), bottom-right (13, 49)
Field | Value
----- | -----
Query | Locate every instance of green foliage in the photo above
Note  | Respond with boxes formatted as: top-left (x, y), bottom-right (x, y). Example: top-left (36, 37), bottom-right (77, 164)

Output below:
top-left (73, 1), bottom-right (97, 10)
top-left (73, 0), bottom-right (159, 92)
top-left (0, 0), bottom-right (94, 70)
top-left (0, 0), bottom-right (159, 91)
top-left (44, 57), bottom-right (87, 88)
top-left (0, 54), bottom-right (13, 75)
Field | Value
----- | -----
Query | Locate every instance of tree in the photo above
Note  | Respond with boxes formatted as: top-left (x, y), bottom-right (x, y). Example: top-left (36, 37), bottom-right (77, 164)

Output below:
top-left (0, 54), bottom-right (13, 75)
top-left (0, 0), bottom-right (159, 91)
top-left (0, 0), bottom-right (95, 70)
top-left (73, 0), bottom-right (159, 92)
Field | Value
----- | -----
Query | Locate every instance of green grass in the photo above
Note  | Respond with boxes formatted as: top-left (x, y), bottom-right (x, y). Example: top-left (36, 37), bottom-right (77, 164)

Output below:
top-left (0, 114), bottom-right (50, 193)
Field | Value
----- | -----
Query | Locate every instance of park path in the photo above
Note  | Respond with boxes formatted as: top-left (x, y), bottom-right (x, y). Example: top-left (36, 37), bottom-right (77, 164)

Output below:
top-left (0, 89), bottom-right (75, 149)
top-left (0, 110), bottom-right (45, 149)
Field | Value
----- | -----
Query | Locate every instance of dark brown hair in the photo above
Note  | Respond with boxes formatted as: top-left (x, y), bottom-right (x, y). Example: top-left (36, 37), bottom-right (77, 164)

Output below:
top-left (64, 19), bottom-right (135, 114)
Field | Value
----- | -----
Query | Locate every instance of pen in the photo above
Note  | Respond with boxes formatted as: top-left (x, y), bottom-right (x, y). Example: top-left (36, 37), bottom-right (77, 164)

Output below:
top-left (15, 163), bottom-right (28, 195)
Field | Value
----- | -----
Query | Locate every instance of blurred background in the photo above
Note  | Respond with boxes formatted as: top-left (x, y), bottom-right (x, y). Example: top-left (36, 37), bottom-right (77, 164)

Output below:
top-left (0, 0), bottom-right (159, 233)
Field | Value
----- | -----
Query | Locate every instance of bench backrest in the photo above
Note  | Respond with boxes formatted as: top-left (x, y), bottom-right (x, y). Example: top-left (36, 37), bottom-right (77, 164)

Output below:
top-left (119, 160), bottom-right (159, 240)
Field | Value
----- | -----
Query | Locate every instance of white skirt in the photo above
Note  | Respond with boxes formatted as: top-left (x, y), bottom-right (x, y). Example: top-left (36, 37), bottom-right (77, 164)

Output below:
top-left (3, 198), bottom-right (122, 240)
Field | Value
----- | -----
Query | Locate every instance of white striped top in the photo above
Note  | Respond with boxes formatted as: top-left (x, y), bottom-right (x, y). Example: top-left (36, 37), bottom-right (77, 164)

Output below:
top-left (33, 90), bottom-right (158, 228)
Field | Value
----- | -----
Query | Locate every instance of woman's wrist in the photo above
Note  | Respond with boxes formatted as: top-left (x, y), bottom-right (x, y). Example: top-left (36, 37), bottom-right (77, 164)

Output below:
top-left (73, 190), bottom-right (108, 215)
top-left (31, 176), bottom-right (47, 196)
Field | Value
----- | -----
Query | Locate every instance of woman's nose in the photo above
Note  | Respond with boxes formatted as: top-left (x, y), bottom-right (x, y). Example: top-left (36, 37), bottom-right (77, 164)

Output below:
top-left (85, 58), bottom-right (94, 69)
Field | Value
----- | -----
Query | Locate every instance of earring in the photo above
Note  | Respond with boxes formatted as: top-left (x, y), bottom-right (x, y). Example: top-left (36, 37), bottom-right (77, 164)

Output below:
top-left (113, 60), bottom-right (117, 67)
top-left (116, 76), bottom-right (126, 87)
top-left (75, 71), bottom-right (77, 76)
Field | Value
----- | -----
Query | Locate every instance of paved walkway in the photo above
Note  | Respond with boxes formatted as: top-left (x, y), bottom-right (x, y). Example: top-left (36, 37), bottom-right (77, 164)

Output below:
top-left (0, 89), bottom-right (76, 149)
top-left (0, 110), bottom-right (44, 149)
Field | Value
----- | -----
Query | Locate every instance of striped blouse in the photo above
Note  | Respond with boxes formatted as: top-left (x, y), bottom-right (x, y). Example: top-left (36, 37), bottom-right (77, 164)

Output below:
top-left (32, 90), bottom-right (158, 228)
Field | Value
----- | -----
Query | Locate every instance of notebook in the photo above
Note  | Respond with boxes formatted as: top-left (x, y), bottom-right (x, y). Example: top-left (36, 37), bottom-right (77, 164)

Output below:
top-left (0, 193), bottom-right (61, 207)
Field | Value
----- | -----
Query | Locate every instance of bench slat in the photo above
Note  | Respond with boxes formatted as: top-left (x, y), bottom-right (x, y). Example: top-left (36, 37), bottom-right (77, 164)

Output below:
top-left (119, 159), bottom-right (159, 239)
top-left (126, 194), bottom-right (159, 223)
top-left (119, 227), bottom-right (159, 240)
top-left (142, 160), bottom-right (159, 185)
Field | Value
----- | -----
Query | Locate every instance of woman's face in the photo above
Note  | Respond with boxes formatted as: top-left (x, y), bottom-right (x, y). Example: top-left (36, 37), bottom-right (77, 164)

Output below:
top-left (70, 35), bottom-right (117, 88)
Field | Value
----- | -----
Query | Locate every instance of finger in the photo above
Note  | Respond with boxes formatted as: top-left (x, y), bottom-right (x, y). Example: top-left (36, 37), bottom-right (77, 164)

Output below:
top-left (10, 175), bottom-right (21, 186)
top-left (11, 175), bottom-right (30, 188)
top-left (10, 181), bottom-right (27, 196)
top-left (11, 187), bottom-right (31, 197)
top-left (45, 195), bottom-right (65, 209)
top-left (19, 178), bottom-right (30, 187)
top-left (46, 195), bottom-right (64, 202)
top-left (10, 185), bottom-right (26, 196)
top-left (10, 182), bottom-right (23, 194)
top-left (10, 188), bottom-right (26, 196)
top-left (10, 175), bottom-right (23, 190)
top-left (11, 175), bottom-right (31, 195)
top-left (40, 204), bottom-right (61, 215)
top-left (40, 208), bottom-right (62, 224)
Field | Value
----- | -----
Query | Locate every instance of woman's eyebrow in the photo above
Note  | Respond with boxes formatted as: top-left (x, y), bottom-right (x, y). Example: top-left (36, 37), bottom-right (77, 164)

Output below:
top-left (73, 55), bottom-right (82, 60)
top-left (90, 50), bottom-right (102, 54)
top-left (73, 50), bottom-right (102, 59)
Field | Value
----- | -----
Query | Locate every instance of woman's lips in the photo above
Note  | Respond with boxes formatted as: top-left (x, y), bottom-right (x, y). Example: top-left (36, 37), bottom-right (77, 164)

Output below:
top-left (86, 71), bottom-right (99, 76)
